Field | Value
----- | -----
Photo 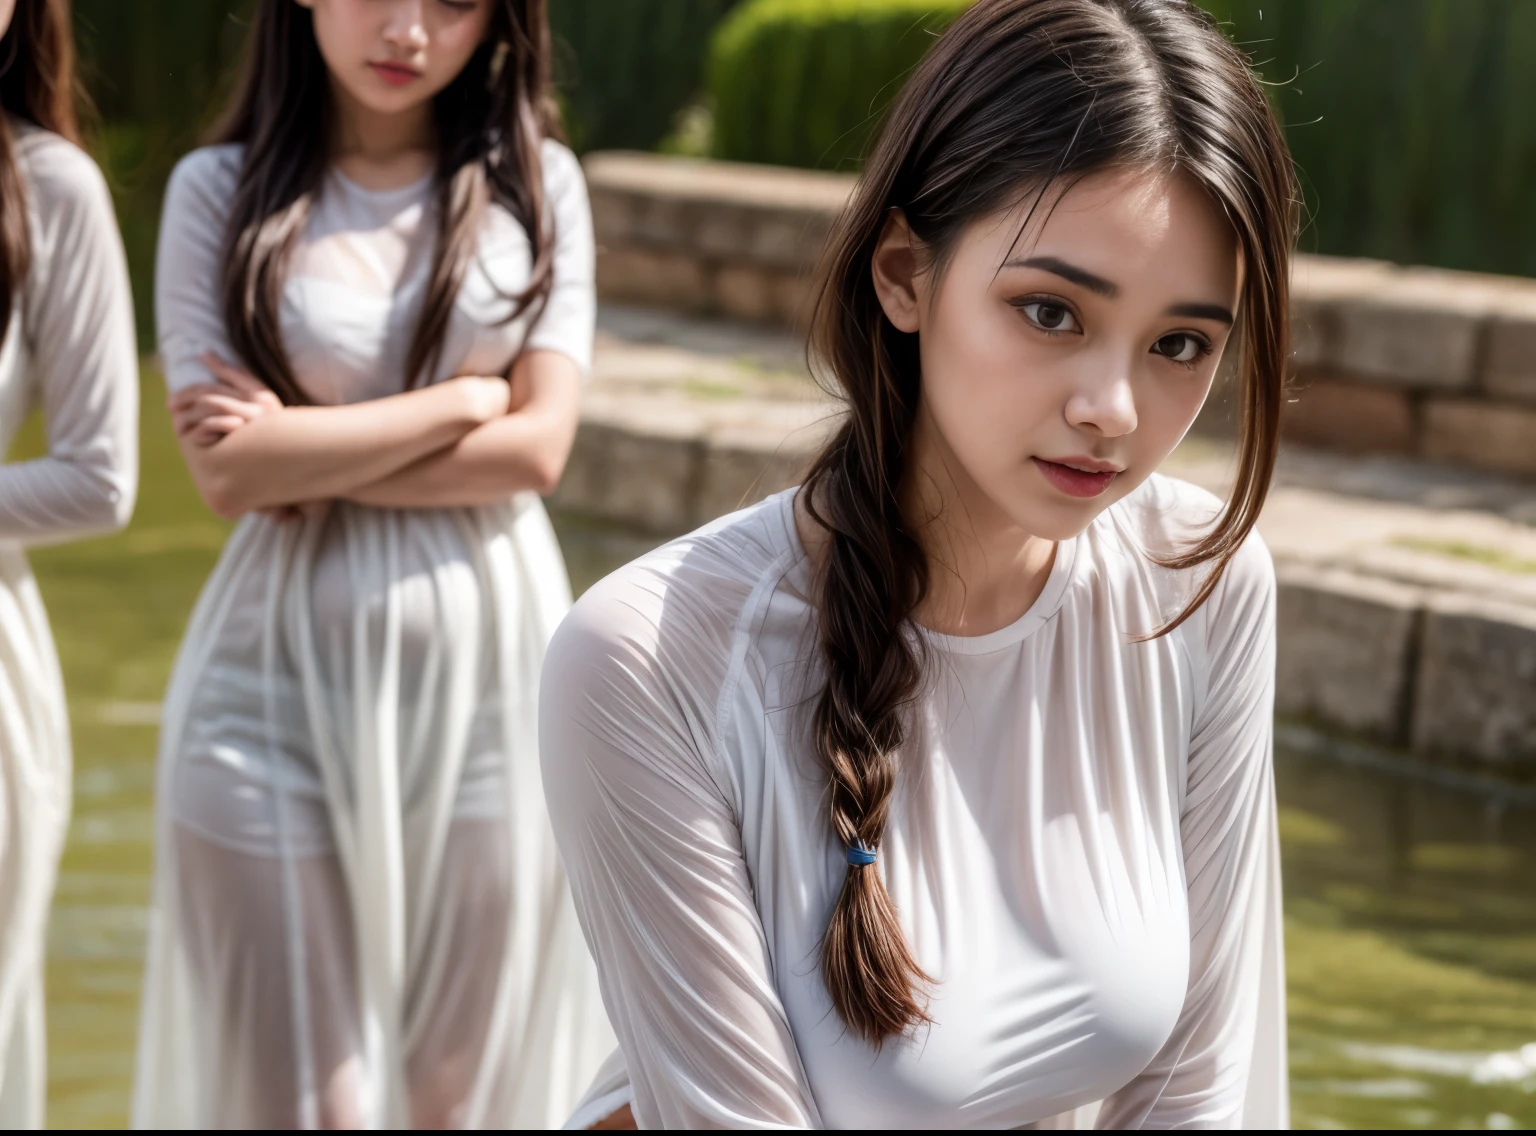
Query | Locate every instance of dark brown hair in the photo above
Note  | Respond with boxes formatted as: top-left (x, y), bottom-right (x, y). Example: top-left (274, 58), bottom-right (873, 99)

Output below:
top-left (0, 0), bottom-right (85, 338)
top-left (801, 0), bottom-right (1297, 1044)
top-left (214, 0), bottom-right (561, 405)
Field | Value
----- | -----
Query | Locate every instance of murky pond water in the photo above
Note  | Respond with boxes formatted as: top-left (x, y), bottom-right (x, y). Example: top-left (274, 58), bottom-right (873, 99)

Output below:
top-left (18, 395), bottom-right (1536, 1128)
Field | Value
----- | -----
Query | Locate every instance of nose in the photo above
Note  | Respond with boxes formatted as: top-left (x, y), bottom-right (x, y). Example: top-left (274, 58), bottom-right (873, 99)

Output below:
top-left (1063, 355), bottom-right (1138, 439)
top-left (383, 0), bottom-right (428, 52)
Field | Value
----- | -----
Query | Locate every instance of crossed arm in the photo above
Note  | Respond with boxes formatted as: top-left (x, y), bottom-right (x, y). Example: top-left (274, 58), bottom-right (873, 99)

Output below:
top-left (171, 349), bottom-right (582, 520)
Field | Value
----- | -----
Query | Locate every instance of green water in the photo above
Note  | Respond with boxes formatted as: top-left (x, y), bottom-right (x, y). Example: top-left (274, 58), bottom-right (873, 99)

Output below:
top-left (18, 379), bottom-right (1536, 1129)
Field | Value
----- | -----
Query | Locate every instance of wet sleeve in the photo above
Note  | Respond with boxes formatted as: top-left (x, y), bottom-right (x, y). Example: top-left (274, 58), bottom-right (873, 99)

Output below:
top-left (0, 139), bottom-right (137, 544)
top-left (1096, 533), bottom-right (1287, 1129)
top-left (155, 149), bottom-right (241, 396)
top-left (540, 565), bottom-right (821, 1129)
top-left (523, 141), bottom-right (595, 374)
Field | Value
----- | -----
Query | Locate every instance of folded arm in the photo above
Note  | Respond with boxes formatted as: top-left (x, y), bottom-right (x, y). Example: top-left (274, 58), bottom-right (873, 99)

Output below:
top-left (173, 356), bottom-right (512, 520)
top-left (346, 348), bottom-right (582, 508)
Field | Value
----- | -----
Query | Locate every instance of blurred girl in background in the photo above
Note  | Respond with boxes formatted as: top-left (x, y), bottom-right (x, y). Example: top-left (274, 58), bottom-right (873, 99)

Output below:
top-left (135, 0), bottom-right (609, 1126)
top-left (545, 0), bottom-right (1295, 1127)
top-left (0, 0), bottom-right (138, 1126)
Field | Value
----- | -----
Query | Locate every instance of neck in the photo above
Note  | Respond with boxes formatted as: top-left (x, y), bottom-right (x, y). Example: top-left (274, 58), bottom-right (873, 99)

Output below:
top-left (902, 407), bottom-right (1057, 638)
top-left (329, 78), bottom-right (436, 178)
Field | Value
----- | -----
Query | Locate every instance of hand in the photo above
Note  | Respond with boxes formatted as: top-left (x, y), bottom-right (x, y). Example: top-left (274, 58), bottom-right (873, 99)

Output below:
top-left (445, 374), bottom-right (514, 424)
top-left (259, 499), bottom-right (332, 526)
top-left (589, 1104), bottom-right (636, 1130)
top-left (168, 353), bottom-right (284, 447)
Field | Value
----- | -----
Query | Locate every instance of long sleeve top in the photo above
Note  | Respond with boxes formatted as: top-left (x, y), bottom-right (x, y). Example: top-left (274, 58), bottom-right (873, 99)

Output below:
top-left (0, 123), bottom-right (137, 545)
top-left (541, 475), bottom-right (1289, 1129)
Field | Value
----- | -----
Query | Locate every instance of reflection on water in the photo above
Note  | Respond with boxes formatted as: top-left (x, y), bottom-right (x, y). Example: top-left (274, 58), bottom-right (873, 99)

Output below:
top-left (37, 520), bottom-right (1536, 1129)
top-left (1276, 728), bottom-right (1536, 1130)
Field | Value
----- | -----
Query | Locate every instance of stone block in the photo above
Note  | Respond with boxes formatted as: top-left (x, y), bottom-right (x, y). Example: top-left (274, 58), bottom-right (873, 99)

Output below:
top-left (587, 185), bottom-right (637, 247)
top-left (1274, 564), bottom-right (1423, 744)
top-left (1411, 594), bottom-right (1536, 768)
top-left (716, 265), bottom-right (777, 323)
top-left (551, 407), bottom-right (703, 535)
top-left (743, 211), bottom-right (837, 273)
top-left (1482, 283), bottom-right (1536, 406)
top-left (583, 151), bottom-right (853, 272)
top-left (694, 204), bottom-right (755, 262)
top-left (695, 442), bottom-right (812, 525)
top-left (1420, 397), bottom-right (1536, 478)
top-left (1333, 267), bottom-right (1496, 391)
top-left (628, 194), bottom-right (699, 251)
top-left (1281, 370), bottom-right (1417, 455)
top-left (774, 270), bottom-right (820, 331)
top-left (692, 403), bottom-right (839, 523)
top-left (596, 246), bottom-right (710, 310)
top-left (1288, 255), bottom-right (1396, 369)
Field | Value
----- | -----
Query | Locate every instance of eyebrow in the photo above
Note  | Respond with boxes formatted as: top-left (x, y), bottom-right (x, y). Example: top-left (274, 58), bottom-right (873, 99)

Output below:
top-left (1005, 255), bottom-right (1235, 325)
top-left (1006, 255), bottom-right (1118, 297)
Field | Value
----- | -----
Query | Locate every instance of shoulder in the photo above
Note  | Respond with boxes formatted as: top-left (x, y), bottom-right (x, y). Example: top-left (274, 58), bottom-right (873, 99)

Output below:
top-left (12, 125), bottom-right (113, 228)
top-left (1103, 473), bottom-right (1227, 553)
top-left (546, 493), bottom-right (800, 725)
top-left (163, 144), bottom-right (244, 218)
top-left (1097, 471), bottom-right (1274, 642)
top-left (538, 137), bottom-right (586, 198)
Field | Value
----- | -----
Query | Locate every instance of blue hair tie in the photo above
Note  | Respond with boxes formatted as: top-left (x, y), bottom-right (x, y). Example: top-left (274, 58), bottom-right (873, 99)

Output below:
top-left (845, 841), bottom-right (877, 867)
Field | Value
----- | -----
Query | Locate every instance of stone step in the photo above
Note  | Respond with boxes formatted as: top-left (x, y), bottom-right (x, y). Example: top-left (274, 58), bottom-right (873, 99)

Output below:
top-left (557, 305), bottom-right (1536, 772)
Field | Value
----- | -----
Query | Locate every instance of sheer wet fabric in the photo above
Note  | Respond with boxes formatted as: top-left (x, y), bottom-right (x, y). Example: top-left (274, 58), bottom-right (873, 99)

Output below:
top-left (134, 141), bottom-right (612, 1128)
top-left (543, 480), bottom-right (1288, 1130)
top-left (0, 123), bottom-right (138, 1130)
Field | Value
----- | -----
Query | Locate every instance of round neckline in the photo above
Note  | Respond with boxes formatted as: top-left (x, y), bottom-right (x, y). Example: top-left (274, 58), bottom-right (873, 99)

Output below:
top-left (328, 164), bottom-right (435, 202)
top-left (773, 490), bottom-right (1078, 656)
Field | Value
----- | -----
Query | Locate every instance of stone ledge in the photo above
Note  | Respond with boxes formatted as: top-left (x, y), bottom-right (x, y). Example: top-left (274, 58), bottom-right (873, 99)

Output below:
top-left (1274, 564), bottom-right (1422, 745)
top-left (555, 389), bottom-right (1536, 772)
top-left (551, 392), bottom-right (839, 534)
top-left (584, 152), bottom-right (1536, 478)
top-left (1421, 397), bottom-right (1536, 479)
top-left (1411, 595), bottom-right (1536, 767)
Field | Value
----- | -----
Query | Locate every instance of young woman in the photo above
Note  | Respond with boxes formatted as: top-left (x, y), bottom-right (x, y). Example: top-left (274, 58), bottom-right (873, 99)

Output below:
top-left (0, 0), bottom-right (138, 1126)
top-left (545, 0), bottom-right (1296, 1128)
top-left (134, 0), bottom-right (610, 1127)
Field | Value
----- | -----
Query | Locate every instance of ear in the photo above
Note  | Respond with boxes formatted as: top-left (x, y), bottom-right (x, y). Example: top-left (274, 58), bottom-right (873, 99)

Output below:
top-left (871, 209), bottom-right (923, 334)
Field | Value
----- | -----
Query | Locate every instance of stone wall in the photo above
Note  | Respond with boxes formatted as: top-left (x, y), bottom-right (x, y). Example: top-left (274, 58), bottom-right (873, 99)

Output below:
top-left (586, 151), bottom-right (1536, 480)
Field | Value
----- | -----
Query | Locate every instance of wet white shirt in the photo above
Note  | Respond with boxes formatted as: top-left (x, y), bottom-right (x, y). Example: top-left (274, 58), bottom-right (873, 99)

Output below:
top-left (542, 477), bottom-right (1288, 1129)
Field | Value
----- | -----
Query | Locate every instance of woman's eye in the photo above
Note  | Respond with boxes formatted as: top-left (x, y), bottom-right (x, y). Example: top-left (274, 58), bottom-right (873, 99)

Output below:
top-left (1018, 301), bottom-right (1080, 334)
top-left (1152, 332), bottom-right (1209, 364)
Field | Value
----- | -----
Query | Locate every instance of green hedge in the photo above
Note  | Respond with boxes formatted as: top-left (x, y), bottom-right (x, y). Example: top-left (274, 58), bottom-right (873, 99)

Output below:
top-left (74, 0), bottom-right (252, 348)
top-left (1207, 0), bottom-right (1536, 277)
top-left (707, 0), bottom-right (1536, 278)
top-left (552, 0), bottom-right (743, 153)
top-left (709, 0), bottom-right (970, 171)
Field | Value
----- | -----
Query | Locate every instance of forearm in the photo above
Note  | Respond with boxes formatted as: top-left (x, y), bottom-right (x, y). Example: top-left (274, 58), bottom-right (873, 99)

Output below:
top-left (183, 381), bottom-right (490, 518)
top-left (348, 349), bottom-right (581, 509)
top-left (0, 455), bottom-right (134, 546)
top-left (346, 408), bottom-right (574, 508)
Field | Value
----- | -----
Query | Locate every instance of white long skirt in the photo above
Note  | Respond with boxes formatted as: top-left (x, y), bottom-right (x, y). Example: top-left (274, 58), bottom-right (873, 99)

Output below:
top-left (0, 547), bottom-right (71, 1131)
top-left (132, 495), bottom-right (613, 1129)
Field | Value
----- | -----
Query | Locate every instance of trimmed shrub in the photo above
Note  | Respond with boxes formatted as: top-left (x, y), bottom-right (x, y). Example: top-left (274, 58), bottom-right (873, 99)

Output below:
top-left (1207, 0), bottom-right (1536, 277)
top-left (552, 0), bottom-right (744, 153)
top-left (708, 0), bottom-right (970, 171)
top-left (707, 0), bottom-right (1536, 278)
top-left (74, 0), bottom-right (252, 347)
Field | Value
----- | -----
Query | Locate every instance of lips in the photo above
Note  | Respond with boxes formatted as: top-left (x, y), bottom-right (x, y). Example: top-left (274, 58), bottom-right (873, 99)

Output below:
top-left (369, 61), bottom-right (422, 87)
top-left (1032, 457), bottom-right (1120, 498)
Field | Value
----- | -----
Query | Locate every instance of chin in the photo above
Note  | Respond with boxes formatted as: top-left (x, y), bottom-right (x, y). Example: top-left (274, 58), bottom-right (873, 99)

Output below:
top-left (996, 484), bottom-right (1131, 543)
